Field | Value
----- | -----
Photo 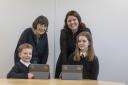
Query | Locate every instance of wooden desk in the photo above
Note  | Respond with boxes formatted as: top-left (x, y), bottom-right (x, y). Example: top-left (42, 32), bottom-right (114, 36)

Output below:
top-left (0, 79), bottom-right (125, 85)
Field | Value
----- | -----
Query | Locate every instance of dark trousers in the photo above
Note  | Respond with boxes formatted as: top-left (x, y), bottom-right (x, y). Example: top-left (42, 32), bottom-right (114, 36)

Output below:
top-left (55, 56), bottom-right (63, 78)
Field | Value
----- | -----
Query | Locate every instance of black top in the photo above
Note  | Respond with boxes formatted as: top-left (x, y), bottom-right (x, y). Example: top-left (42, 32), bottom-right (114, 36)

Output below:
top-left (7, 62), bottom-right (29, 79)
top-left (14, 28), bottom-right (49, 64)
top-left (68, 55), bottom-right (99, 80)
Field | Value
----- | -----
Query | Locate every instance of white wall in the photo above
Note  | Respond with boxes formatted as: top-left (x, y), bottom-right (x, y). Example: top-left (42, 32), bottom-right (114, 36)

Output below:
top-left (0, 0), bottom-right (55, 78)
top-left (55, 0), bottom-right (128, 84)
top-left (0, 0), bottom-right (128, 84)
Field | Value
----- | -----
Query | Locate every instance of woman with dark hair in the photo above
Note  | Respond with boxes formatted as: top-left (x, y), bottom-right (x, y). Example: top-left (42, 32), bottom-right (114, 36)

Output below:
top-left (68, 32), bottom-right (99, 80)
top-left (55, 10), bottom-right (91, 78)
top-left (14, 15), bottom-right (49, 64)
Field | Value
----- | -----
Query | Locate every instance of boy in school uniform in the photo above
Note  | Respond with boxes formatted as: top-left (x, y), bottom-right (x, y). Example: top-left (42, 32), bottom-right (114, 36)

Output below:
top-left (7, 43), bottom-right (34, 79)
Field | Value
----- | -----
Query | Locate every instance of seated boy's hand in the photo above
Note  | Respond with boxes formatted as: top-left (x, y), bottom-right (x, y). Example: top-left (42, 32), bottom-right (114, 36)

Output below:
top-left (28, 73), bottom-right (34, 79)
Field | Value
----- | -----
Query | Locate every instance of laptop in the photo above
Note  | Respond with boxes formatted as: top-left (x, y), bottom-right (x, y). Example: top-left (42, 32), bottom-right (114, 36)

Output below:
top-left (29, 64), bottom-right (50, 79)
top-left (61, 65), bottom-right (83, 80)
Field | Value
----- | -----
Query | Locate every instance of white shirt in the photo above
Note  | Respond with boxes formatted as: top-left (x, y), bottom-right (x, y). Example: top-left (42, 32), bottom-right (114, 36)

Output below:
top-left (80, 52), bottom-right (87, 57)
top-left (20, 59), bottom-right (31, 67)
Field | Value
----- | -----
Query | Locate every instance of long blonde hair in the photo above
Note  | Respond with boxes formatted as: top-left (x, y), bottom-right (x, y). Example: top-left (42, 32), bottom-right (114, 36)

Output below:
top-left (74, 32), bottom-right (95, 61)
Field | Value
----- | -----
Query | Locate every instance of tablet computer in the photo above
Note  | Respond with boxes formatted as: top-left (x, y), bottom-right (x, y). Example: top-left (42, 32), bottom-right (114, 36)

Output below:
top-left (29, 64), bottom-right (50, 79)
top-left (62, 65), bottom-right (83, 80)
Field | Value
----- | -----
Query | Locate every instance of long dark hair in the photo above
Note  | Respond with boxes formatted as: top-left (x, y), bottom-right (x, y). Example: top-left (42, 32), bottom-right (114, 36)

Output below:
top-left (64, 10), bottom-right (86, 30)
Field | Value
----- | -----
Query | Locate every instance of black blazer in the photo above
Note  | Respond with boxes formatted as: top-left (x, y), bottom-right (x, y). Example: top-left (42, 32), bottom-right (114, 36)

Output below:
top-left (7, 62), bottom-right (29, 79)
top-left (68, 55), bottom-right (99, 80)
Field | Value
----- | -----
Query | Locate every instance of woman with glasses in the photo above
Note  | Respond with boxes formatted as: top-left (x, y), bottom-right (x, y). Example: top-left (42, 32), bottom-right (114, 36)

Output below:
top-left (14, 15), bottom-right (49, 64)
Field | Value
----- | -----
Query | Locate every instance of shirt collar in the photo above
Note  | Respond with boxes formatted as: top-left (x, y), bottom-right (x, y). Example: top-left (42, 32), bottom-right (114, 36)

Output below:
top-left (20, 59), bottom-right (31, 67)
top-left (80, 52), bottom-right (87, 57)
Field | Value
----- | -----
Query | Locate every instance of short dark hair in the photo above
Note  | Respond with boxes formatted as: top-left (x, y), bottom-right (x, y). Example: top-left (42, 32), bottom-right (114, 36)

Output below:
top-left (32, 15), bottom-right (48, 30)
